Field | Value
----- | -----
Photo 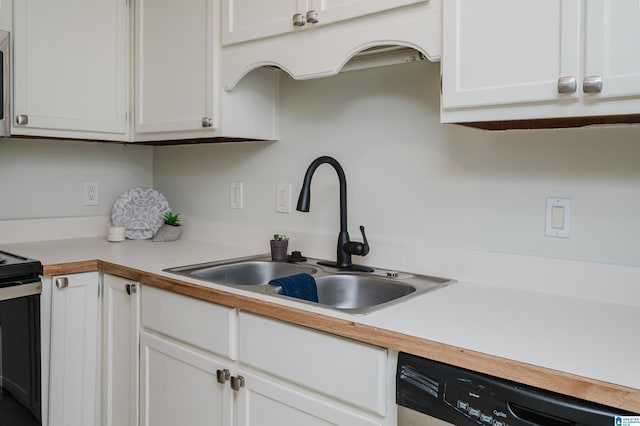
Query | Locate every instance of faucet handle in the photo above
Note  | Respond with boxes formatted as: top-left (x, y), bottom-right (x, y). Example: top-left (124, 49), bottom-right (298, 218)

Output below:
top-left (344, 225), bottom-right (370, 257)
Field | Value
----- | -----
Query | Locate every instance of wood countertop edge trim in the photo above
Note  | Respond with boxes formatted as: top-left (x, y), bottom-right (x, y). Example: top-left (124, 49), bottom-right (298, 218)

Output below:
top-left (42, 260), bottom-right (99, 276)
top-left (46, 260), bottom-right (634, 412)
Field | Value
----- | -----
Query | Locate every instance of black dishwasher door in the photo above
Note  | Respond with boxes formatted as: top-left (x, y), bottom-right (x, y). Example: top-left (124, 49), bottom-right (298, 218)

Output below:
top-left (396, 352), bottom-right (638, 426)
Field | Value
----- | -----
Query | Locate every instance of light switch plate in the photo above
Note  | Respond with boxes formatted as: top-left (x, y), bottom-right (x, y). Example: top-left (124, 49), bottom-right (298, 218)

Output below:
top-left (230, 181), bottom-right (243, 209)
top-left (276, 183), bottom-right (292, 213)
top-left (545, 198), bottom-right (571, 238)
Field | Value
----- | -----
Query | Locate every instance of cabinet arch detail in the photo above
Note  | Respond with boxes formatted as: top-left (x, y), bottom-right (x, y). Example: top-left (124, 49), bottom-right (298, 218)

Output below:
top-left (221, 1), bottom-right (442, 90)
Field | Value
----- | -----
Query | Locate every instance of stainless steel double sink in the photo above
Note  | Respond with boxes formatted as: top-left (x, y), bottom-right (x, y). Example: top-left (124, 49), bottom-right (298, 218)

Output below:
top-left (164, 255), bottom-right (454, 315)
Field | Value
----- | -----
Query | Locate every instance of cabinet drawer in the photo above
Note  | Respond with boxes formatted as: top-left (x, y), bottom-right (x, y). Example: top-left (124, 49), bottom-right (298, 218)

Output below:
top-left (141, 285), bottom-right (237, 359)
top-left (238, 312), bottom-right (387, 416)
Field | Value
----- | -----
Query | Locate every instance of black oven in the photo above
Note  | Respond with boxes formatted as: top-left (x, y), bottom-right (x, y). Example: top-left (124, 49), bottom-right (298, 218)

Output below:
top-left (0, 251), bottom-right (42, 426)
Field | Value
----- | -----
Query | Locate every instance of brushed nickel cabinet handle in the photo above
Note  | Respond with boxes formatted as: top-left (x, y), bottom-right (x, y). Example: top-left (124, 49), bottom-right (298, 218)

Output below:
top-left (557, 76), bottom-right (577, 94)
top-left (55, 277), bottom-right (69, 289)
top-left (16, 114), bottom-right (29, 125)
top-left (292, 13), bottom-right (306, 27)
top-left (230, 375), bottom-right (245, 391)
top-left (583, 76), bottom-right (603, 93)
top-left (306, 9), bottom-right (319, 24)
top-left (216, 369), bottom-right (230, 384)
top-left (201, 117), bottom-right (213, 128)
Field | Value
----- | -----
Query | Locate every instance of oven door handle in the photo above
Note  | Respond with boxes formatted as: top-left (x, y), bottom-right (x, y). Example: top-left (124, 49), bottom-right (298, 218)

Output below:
top-left (0, 281), bottom-right (42, 301)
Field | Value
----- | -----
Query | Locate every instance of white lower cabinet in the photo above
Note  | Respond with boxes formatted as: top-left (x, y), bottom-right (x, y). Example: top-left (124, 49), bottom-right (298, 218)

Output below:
top-left (102, 274), bottom-right (140, 426)
top-left (139, 286), bottom-right (394, 426)
top-left (47, 272), bottom-right (139, 426)
top-left (48, 272), bottom-right (100, 426)
top-left (237, 311), bottom-right (390, 426)
top-left (139, 332), bottom-right (232, 426)
top-left (236, 368), bottom-right (384, 426)
top-left (140, 285), bottom-right (236, 426)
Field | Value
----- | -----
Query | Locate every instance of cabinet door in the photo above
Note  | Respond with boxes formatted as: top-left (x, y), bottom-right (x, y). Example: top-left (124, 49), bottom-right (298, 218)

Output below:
top-left (222, 0), bottom-right (302, 45)
top-left (584, 0), bottom-right (640, 100)
top-left (239, 312), bottom-right (387, 416)
top-left (312, 0), bottom-right (428, 29)
top-left (135, 0), bottom-right (214, 134)
top-left (441, 0), bottom-right (580, 109)
top-left (48, 272), bottom-right (100, 426)
top-left (139, 332), bottom-right (232, 426)
top-left (102, 275), bottom-right (139, 426)
top-left (12, 0), bottom-right (127, 138)
top-left (222, 0), bottom-right (427, 45)
top-left (236, 369), bottom-right (383, 426)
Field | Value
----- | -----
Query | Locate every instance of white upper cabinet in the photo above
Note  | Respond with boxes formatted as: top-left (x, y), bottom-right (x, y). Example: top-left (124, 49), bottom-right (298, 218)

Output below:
top-left (135, 0), bottom-right (214, 136)
top-left (222, 0), bottom-right (428, 45)
top-left (583, 0), bottom-right (640, 101)
top-left (222, 0), bottom-right (301, 45)
top-left (8, 0), bottom-right (278, 142)
top-left (221, 0), bottom-right (441, 89)
top-left (134, 0), bottom-right (278, 142)
top-left (441, 1), bottom-right (580, 109)
top-left (441, 0), bottom-right (640, 124)
top-left (12, 0), bottom-right (128, 140)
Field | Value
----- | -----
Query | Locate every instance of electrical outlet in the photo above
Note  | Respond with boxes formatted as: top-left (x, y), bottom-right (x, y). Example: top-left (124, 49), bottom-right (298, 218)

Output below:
top-left (84, 181), bottom-right (99, 206)
top-left (230, 181), bottom-right (243, 209)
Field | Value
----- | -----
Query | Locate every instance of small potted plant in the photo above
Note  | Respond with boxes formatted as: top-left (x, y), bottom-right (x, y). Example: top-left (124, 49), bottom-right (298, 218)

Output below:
top-left (153, 212), bottom-right (182, 242)
top-left (270, 233), bottom-right (289, 261)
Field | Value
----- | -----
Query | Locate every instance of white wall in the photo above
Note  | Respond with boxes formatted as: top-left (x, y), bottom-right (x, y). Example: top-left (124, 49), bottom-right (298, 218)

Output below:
top-left (154, 61), bottom-right (640, 268)
top-left (0, 138), bottom-right (153, 220)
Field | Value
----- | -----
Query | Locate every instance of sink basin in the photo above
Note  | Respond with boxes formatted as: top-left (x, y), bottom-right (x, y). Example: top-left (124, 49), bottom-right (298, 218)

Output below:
top-left (310, 275), bottom-right (415, 309)
top-left (190, 261), bottom-right (317, 285)
top-left (165, 255), bottom-right (453, 314)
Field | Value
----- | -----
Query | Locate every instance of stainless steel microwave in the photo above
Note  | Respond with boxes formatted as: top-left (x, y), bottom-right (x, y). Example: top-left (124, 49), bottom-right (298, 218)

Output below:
top-left (0, 30), bottom-right (9, 136)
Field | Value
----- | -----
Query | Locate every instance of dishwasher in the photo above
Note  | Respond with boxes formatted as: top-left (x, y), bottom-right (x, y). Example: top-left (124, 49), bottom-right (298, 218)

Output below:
top-left (396, 352), bottom-right (639, 426)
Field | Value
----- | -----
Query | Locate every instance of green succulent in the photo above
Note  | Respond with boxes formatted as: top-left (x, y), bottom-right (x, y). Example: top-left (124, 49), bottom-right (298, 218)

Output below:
top-left (272, 233), bottom-right (288, 241)
top-left (163, 212), bottom-right (181, 226)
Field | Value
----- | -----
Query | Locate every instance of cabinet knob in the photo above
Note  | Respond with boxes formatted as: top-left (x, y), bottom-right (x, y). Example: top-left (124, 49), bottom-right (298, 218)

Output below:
top-left (583, 76), bottom-right (603, 93)
top-left (216, 369), bottom-right (230, 384)
top-left (292, 13), bottom-right (306, 27)
top-left (201, 117), bottom-right (213, 128)
top-left (557, 76), bottom-right (577, 94)
top-left (306, 9), bottom-right (319, 24)
top-left (230, 375), bottom-right (245, 391)
top-left (55, 277), bottom-right (69, 289)
top-left (126, 283), bottom-right (137, 295)
top-left (16, 114), bottom-right (29, 125)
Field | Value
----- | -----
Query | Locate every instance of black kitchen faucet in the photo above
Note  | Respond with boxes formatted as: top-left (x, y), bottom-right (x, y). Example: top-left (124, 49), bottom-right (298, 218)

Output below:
top-left (296, 156), bottom-right (373, 272)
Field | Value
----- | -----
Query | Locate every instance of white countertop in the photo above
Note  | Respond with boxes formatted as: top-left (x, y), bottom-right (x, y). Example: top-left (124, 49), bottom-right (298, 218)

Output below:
top-left (3, 235), bottom-right (639, 394)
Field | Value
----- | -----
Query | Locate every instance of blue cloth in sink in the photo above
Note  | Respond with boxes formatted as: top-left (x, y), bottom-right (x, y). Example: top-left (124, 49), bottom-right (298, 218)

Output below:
top-left (269, 273), bottom-right (318, 303)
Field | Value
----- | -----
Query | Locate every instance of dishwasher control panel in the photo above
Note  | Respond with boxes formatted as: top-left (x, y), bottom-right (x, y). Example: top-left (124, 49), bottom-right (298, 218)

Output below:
top-left (443, 380), bottom-right (513, 426)
top-left (396, 352), bottom-right (638, 426)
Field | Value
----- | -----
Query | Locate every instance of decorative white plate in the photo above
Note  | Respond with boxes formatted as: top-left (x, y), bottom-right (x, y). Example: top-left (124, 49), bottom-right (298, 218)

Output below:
top-left (111, 187), bottom-right (171, 240)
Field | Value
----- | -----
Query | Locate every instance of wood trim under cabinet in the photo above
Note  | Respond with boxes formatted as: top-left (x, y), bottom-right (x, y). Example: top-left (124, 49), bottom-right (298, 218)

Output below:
top-left (7, 134), bottom-right (269, 146)
top-left (459, 114), bottom-right (640, 130)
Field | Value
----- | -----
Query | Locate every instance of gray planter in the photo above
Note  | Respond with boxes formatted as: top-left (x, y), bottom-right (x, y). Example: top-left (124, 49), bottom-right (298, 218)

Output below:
top-left (153, 224), bottom-right (182, 242)
top-left (270, 240), bottom-right (289, 261)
